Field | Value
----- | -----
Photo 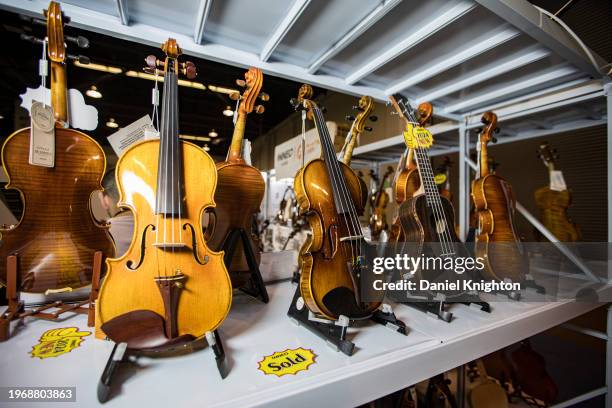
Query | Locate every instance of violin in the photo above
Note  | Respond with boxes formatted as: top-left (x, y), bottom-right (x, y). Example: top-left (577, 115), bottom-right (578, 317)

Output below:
top-left (368, 167), bottom-right (393, 240)
top-left (388, 98), bottom-right (433, 243)
top-left (534, 143), bottom-right (580, 241)
top-left (435, 156), bottom-right (453, 201)
top-left (293, 84), bottom-right (381, 320)
top-left (98, 39), bottom-right (231, 349)
top-left (472, 112), bottom-right (527, 282)
top-left (340, 95), bottom-right (376, 165)
top-left (0, 1), bottom-right (114, 293)
top-left (204, 68), bottom-right (267, 286)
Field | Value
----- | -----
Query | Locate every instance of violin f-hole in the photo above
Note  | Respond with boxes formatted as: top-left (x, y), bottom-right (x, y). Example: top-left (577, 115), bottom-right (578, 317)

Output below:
top-left (126, 224), bottom-right (156, 270)
top-left (183, 223), bottom-right (208, 265)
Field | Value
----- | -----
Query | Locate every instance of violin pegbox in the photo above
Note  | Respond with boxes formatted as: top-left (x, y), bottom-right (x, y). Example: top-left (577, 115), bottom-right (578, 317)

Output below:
top-left (230, 67), bottom-right (267, 115)
top-left (537, 142), bottom-right (558, 169)
top-left (290, 84), bottom-right (314, 120)
top-left (417, 102), bottom-right (433, 126)
top-left (144, 39), bottom-right (197, 79)
top-left (480, 111), bottom-right (500, 144)
top-left (346, 95), bottom-right (376, 133)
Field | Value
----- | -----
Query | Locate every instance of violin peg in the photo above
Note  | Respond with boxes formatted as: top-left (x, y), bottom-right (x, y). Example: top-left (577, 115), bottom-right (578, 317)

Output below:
top-left (255, 105), bottom-right (265, 114)
top-left (494, 127), bottom-right (500, 134)
top-left (145, 55), bottom-right (158, 68)
top-left (369, 115), bottom-right (378, 122)
top-left (352, 105), bottom-right (364, 111)
top-left (345, 115), bottom-right (355, 121)
top-left (259, 92), bottom-right (270, 102)
top-left (229, 92), bottom-right (241, 101)
top-left (236, 79), bottom-right (246, 87)
top-left (183, 65), bottom-right (197, 79)
top-left (364, 126), bottom-right (373, 132)
top-left (492, 137), bottom-right (498, 143)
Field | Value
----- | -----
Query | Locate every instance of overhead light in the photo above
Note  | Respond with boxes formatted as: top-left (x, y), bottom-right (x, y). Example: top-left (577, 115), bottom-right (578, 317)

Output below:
top-left (203, 144), bottom-right (210, 152)
top-left (208, 129), bottom-right (218, 137)
top-left (85, 85), bottom-right (102, 99)
top-left (222, 106), bottom-right (234, 117)
top-left (179, 134), bottom-right (211, 142)
top-left (208, 85), bottom-right (239, 95)
top-left (106, 118), bottom-right (119, 129)
top-left (125, 71), bottom-right (206, 90)
top-left (0, 115), bottom-right (3, 120)
top-left (74, 61), bottom-right (122, 74)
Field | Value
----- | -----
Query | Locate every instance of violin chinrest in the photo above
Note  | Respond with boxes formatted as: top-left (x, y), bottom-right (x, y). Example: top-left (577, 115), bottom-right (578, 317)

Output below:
top-left (101, 310), bottom-right (195, 351)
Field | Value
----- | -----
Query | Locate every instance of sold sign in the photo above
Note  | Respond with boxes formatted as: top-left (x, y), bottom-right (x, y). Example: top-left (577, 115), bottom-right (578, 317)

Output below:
top-left (257, 347), bottom-right (317, 377)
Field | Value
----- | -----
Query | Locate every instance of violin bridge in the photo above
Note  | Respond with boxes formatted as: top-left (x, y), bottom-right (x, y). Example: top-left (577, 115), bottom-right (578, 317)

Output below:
top-left (152, 242), bottom-right (188, 249)
top-left (339, 235), bottom-right (363, 242)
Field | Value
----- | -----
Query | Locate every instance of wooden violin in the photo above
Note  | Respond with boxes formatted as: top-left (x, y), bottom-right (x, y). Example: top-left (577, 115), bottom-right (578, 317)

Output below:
top-left (205, 67), bottom-right (267, 286)
top-left (0, 1), bottom-right (114, 293)
top-left (472, 112), bottom-right (527, 282)
top-left (293, 84), bottom-right (381, 320)
top-left (98, 39), bottom-right (231, 349)
top-left (368, 166), bottom-right (393, 240)
top-left (534, 143), bottom-right (580, 241)
top-left (388, 98), bottom-right (433, 243)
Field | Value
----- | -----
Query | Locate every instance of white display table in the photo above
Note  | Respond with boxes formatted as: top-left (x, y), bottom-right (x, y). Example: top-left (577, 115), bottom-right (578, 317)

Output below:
top-left (0, 281), bottom-right (602, 408)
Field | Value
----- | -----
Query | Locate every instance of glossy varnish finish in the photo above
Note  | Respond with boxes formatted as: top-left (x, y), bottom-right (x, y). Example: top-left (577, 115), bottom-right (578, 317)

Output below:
top-left (0, 127), bottom-right (114, 292)
top-left (472, 112), bottom-right (526, 282)
top-left (295, 159), bottom-right (375, 319)
top-left (99, 139), bottom-right (232, 337)
top-left (534, 187), bottom-right (580, 241)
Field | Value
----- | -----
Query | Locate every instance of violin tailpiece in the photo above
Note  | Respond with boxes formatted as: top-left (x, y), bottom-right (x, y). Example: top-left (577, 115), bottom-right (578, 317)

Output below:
top-left (154, 273), bottom-right (187, 339)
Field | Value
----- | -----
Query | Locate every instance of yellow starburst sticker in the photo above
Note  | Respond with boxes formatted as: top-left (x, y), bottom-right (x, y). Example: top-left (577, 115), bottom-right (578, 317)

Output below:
top-left (403, 123), bottom-right (433, 149)
top-left (434, 173), bottom-right (447, 185)
top-left (257, 347), bottom-right (317, 377)
top-left (30, 327), bottom-right (91, 359)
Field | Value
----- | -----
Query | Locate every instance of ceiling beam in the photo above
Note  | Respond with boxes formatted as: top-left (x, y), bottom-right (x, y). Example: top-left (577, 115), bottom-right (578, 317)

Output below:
top-left (193, 0), bottom-right (213, 44)
top-left (414, 47), bottom-right (550, 104)
top-left (345, 0), bottom-right (476, 85)
top-left (259, 0), bottom-right (311, 62)
top-left (115, 0), bottom-right (129, 25)
top-left (385, 26), bottom-right (518, 95)
top-left (0, 0), bottom-right (391, 101)
top-left (443, 65), bottom-right (578, 113)
top-left (473, 0), bottom-right (606, 77)
top-left (307, 0), bottom-right (402, 74)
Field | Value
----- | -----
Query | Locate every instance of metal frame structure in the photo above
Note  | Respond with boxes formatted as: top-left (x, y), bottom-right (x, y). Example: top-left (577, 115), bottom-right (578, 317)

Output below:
top-left (0, 0), bottom-right (609, 405)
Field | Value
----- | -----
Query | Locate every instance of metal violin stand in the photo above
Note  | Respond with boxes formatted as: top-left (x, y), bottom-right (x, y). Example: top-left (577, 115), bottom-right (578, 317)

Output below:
top-left (222, 228), bottom-right (269, 303)
top-left (287, 285), bottom-right (407, 356)
top-left (0, 251), bottom-right (103, 342)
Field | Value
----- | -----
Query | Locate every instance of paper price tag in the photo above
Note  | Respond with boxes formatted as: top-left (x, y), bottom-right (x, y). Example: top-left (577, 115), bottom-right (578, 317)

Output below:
top-left (29, 101), bottom-right (55, 168)
top-left (107, 115), bottom-right (154, 156)
top-left (549, 170), bottom-right (567, 191)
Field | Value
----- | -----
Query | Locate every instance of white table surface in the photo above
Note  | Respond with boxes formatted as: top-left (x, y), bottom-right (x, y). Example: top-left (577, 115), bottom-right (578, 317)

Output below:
top-left (0, 280), bottom-right (602, 408)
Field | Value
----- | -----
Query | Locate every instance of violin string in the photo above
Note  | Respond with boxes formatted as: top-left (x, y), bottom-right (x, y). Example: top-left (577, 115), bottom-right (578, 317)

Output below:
top-left (170, 69), bottom-right (176, 271)
top-left (162, 67), bottom-right (170, 278)
top-left (315, 106), bottom-right (360, 271)
top-left (313, 106), bottom-right (357, 266)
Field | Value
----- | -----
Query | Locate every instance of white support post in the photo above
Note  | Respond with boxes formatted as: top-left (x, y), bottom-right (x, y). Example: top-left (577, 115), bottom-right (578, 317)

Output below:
top-left (193, 0), bottom-right (213, 44)
top-left (115, 0), bottom-right (129, 25)
top-left (458, 123), bottom-right (469, 241)
top-left (606, 304), bottom-right (611, 408)
top-left (606, 82), bottom-right (611, 408)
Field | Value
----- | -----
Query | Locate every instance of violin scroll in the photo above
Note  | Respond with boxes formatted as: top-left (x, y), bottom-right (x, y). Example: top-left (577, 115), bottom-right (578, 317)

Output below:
top-left (144, 39), bottom-right (197, 79)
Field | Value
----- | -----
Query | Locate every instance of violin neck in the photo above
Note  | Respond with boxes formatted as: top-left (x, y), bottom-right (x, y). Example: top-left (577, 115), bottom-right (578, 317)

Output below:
top-left (342, 130), bottom-right (358, 165)
top-left (155, 70), bottom-right (184, 216)
top-left (479, 140), bottom-right (489, 178)
top-left (50, 60), bottom-right (68, 125)
top-left (227, 111), bottom-right (247, 162)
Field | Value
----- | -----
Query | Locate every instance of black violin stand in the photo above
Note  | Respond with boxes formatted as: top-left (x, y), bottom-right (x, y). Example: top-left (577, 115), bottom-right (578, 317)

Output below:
top-left (97, 329), bottom-right (227, 403)
top-left (222, 228), bottom-right (269, 303)
top-left (0, 251), bottom-right (103, 342)
top-left (392, 290), bottom-right (490, 323)
top-left (287, 287), bottom-right (407, 356)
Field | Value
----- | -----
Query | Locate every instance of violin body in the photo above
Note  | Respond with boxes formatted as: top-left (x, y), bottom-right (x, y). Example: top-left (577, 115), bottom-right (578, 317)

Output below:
top-left (295, 158), bottom-right (378, 320)
top-left (0, 126), bottom-right (114, 292)
top-left (534, 186), bottom-right (580, 242)
top-left (472, 174), bottom-right (527, 282)
top-left (99, 139), bottom-right (231, 338)
top-left (206, 161), bottom-right (264, 283)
